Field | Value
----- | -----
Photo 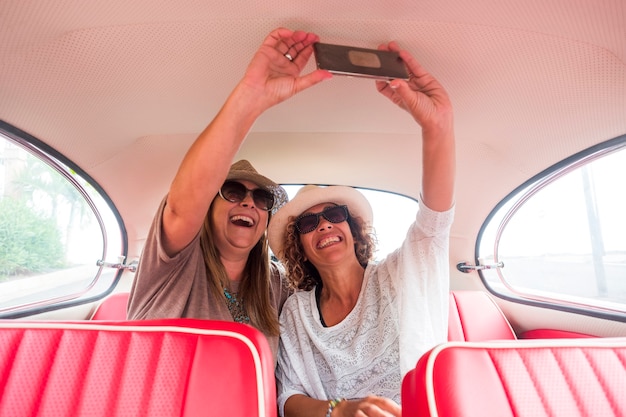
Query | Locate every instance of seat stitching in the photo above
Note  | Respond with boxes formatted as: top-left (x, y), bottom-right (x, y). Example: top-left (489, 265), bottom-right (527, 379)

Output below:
top-left (551, 347), bottom-right (587, 416)
top-left (515, 348), bottom-right (553, 417)
top-left (581, 348), bottom-right (622, 417)
top-left (0, 329), bottom-right (23, 398)
top-left (487, 348), bottom-right (524, 417)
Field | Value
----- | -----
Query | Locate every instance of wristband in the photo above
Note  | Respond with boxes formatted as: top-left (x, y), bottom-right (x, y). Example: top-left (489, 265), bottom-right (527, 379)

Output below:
top-left (325, 398), bottom-right (345, 417)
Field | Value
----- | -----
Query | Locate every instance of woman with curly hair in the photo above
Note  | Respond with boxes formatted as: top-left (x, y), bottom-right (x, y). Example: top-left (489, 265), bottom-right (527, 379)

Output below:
top-left (267, 42), bottom-right (456, 417)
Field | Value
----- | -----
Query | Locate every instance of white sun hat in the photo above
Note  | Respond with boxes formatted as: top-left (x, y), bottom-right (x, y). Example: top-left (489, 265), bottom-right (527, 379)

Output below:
top-left (268, 185), bottom-right (373, 261)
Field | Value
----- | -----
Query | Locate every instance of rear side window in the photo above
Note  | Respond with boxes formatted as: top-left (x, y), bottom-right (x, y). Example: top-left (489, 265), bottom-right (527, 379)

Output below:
top-left (0, 124), bottom-right (125, 317)
top-left (477, 135), bottom-right (626, 316)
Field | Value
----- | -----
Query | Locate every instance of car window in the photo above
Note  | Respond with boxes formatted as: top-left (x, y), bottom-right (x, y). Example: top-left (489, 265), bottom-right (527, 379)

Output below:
top-left (282, 185), bottom-right (418, 260)
top-left (477, 136), bottom-right (626, 314)
top-left (0, 127), bottom-right (125, 317)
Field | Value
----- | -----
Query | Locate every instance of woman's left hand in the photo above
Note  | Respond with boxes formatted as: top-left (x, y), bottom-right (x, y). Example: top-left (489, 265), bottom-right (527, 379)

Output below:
top-left (375, 42), bottom-right (453, 136)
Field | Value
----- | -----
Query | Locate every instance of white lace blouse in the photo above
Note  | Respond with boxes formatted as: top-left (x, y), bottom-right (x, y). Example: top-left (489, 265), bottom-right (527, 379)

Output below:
top-left (275, 200), bottom-right (454, 416)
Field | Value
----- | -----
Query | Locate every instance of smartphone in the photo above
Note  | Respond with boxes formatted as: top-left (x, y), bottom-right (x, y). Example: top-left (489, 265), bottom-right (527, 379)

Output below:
top-left (313, 42), bottom-right (409, 81)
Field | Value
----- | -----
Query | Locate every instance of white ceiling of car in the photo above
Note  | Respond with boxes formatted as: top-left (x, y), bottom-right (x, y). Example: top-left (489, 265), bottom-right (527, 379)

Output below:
top-left (1, 0), bottom-right (625, 261)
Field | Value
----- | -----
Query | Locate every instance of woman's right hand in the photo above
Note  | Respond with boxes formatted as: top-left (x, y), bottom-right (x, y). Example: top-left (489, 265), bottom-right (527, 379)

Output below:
top-left (238, 27), bottom-right (332, 114)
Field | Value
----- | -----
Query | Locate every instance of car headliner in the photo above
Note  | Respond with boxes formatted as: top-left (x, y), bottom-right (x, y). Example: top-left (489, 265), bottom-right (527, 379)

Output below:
top-left (1, 0), bottom-right (625, 289)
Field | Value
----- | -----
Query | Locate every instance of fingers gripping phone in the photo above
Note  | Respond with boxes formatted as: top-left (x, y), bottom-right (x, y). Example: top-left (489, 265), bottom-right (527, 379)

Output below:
top-left (313, 42), bottom-right (409, 81)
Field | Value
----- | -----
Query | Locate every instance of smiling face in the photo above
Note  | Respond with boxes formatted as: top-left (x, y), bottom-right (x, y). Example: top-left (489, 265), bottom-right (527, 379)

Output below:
top-left (298, 203), bottom-right (357, 268)
top-left (210, 179), bottom-right (270, 257)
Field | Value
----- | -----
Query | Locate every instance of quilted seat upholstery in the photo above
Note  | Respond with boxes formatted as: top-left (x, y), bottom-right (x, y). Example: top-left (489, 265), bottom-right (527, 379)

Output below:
top-left (402, 339), bottom-right (626, 417)
top-left (0, 319), bottom-right (276, 417)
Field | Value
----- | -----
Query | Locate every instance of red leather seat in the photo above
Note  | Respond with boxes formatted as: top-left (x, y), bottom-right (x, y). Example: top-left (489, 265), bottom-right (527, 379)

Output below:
top-left (92, 291), bottom-right (517, 342)
top-left (0, 319), bottom-right (276, 417)
top-left (90, 292), bottom-right (130, 320)
top-left (402, 339), bottom-right (626, 417)
top-left (448, 291), bottom-right (516, 341)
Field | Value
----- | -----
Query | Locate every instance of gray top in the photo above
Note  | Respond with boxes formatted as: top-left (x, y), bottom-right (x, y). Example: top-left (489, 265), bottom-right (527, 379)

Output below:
top-left (127, 196), bottom-right (291, 361)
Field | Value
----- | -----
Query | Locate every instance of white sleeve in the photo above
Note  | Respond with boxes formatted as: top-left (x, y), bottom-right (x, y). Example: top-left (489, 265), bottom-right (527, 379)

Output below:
top-left (275, 295), bottom-right (319, 417)
top-left (376, 199), bottom-right (455, 375)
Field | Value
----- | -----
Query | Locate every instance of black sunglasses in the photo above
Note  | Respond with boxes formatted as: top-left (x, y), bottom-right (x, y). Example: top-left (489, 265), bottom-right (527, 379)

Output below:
top-left (295, 205), bottom-right (349, 234)
top-left (218, 181), bottom-right (275, 211)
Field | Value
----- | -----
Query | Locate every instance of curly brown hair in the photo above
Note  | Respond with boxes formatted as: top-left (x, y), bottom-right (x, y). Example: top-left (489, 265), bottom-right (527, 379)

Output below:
top-left (281, 208), bottom-right (377, 291)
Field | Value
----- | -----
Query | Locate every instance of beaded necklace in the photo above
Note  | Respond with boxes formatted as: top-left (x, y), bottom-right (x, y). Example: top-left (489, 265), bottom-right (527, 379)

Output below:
top-left (223, 288), bottom-right (250, 324)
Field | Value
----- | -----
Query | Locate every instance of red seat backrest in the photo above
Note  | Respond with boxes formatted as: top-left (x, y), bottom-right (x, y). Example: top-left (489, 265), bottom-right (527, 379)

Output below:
top-left (92, 291), bottom-right (517, 341)
top-left (90, 292), bottom-right (130, 320)
top-left (0, 319), bottom-right (277, 417)
top-left (402, 339), bottom-right (626, 417)
top-left (448, 291), bottom-right (516, 341)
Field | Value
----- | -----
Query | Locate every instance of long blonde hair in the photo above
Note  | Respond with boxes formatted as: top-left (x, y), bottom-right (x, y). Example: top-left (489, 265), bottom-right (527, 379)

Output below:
top-left (199, 199), bottom-right (280, 336)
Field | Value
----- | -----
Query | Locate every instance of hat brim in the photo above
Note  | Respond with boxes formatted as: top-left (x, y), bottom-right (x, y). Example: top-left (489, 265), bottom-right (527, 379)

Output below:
top-left (268, 185), bottom-right (373, 260)
top-left (226, 168), bottom-right (288, 213)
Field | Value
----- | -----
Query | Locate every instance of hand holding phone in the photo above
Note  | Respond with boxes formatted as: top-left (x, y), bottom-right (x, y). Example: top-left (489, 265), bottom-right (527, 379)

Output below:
top-left (313, 43), bottom-right (409, 81)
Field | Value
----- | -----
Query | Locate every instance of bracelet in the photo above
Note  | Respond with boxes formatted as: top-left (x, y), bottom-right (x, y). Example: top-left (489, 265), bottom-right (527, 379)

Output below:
top-left (325, 398), bottom-right (345, 417)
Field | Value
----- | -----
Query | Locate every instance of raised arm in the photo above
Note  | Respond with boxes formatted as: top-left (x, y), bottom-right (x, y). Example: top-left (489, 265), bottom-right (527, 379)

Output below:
top-left (375, 43), bottom-right (455, 212)
top-left (162, 28), bottom-right (331, 255)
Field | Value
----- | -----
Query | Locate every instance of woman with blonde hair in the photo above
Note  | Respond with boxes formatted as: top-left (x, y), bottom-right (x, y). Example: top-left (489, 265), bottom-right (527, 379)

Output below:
top-left (127, 27), bottom-right (332, 360)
